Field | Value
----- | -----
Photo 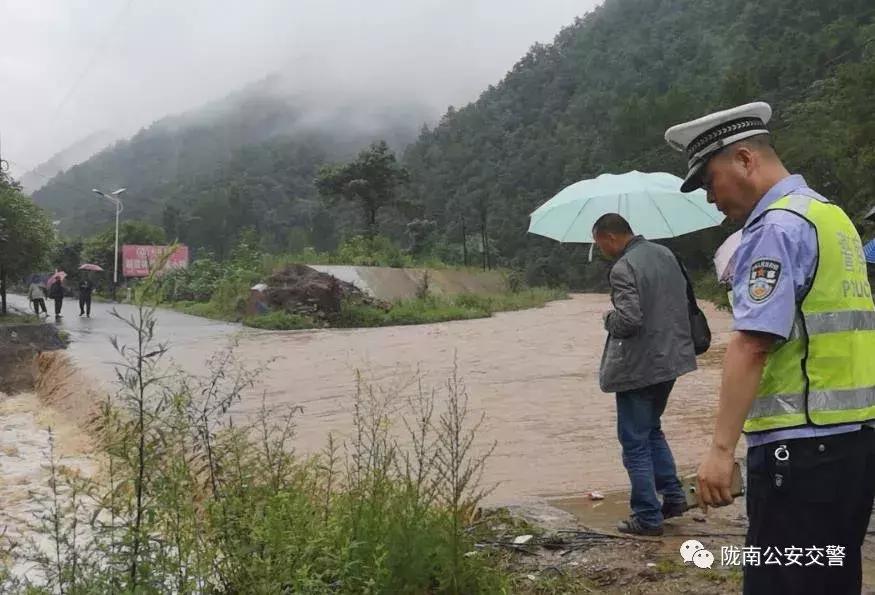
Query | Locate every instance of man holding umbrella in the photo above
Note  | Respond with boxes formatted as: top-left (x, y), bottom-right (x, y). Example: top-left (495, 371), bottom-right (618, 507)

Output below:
top-left (528, 171), bottom-right (724, 536)
top-left (666, 102), bottom-right (875, 593)
top-left (47, 270), bottom-right (66, 319)
top-left (78, 278), bottom-right (94, 317)
top-left (78, 263), bottom-right (102, 317)
top-left (593, 213), bottom-right (698, 536)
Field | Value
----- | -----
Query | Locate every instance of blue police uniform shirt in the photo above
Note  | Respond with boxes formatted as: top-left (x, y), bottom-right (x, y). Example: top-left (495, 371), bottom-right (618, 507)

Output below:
top-left (731, 174), bottom-right (861, 447)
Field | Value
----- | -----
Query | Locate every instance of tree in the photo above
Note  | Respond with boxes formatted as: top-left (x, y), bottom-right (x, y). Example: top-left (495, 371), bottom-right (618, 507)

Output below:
top-left (52, 238), bottom-right (85, 291)
top-left (82, 221), bottom-right (166, 278)
top-left (315, 140), bottom-right (409, 233)
top-left (162, 204), bottom-right (183, 242)
top-left (399, 0), bottom-right (875, 286)
top-left (0, 169), bottom-right (22, 193)
top-left (0, 188), bottom-right (55, 314)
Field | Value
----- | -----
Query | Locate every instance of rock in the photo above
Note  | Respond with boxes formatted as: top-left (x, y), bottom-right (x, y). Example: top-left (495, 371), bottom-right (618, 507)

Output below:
top-left (500, 500), bottom-right (580, 532)
top-left (246, 264), bottom-right (388, 320)
top-left (588, 491), bottom-right (605, 500)
top-left (245, 286), bottom-right (270, 316)
top-left (513, 534), bottom-right (534, 545)
top-left (692, 514), bottom-right (707, 523)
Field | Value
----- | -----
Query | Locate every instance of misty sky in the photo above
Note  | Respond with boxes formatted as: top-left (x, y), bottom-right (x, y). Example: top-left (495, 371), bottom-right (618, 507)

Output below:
top-left (1, 0), bottom-right (601, 176)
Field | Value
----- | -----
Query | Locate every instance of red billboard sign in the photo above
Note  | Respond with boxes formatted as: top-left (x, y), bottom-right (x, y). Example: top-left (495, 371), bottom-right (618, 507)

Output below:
top-left (122, 245), bottom-right (189, 278)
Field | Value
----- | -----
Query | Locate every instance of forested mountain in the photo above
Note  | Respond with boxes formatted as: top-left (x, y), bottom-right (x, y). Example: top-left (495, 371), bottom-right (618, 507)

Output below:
top-left (402, 0), bottom-right (875, 285)
top-left (32, 0), bottom-right (875, 288)
top-left (32, 76), bottom-right (432, 254)
top-left (19, 130), bottom-right (116, 195)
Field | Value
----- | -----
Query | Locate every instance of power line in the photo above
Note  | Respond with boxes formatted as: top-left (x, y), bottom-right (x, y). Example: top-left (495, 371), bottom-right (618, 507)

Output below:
top-left (46, 0), bottom-right (136, 125)
top-left (3, 0), bottom-right (136, 178)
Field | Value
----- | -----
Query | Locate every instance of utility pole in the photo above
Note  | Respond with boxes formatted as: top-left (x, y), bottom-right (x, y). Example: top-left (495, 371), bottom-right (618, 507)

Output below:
top-left (460, 215), bottom-right (468, 267)
top-left (1, 130), bottom-right (8, 315)
top-left (93, 188), bottom-right (127, 300)
top-left (0, 129), bottom-right (10, 184)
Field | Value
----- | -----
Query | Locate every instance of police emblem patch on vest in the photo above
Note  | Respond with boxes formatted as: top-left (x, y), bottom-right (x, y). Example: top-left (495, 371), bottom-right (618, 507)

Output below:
top-left (748, 259), bottom-right (782, 302)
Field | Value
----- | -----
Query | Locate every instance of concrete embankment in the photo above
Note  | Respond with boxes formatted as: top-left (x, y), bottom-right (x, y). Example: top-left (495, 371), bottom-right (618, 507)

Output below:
top-left (308, 265), bottom-right (508, 301)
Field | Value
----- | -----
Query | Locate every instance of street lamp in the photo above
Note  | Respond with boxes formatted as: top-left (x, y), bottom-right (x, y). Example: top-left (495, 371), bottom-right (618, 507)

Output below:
top-left (93, 187), bottom-right (126, 299)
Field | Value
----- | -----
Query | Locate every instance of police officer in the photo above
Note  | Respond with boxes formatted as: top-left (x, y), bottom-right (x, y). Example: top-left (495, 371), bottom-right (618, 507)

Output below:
top-left (665, 102), bottom-right (875, 594)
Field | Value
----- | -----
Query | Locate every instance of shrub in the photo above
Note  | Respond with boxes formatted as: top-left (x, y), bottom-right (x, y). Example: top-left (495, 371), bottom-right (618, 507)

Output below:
top-left (2, 291), bottom-right (506, 593)
top-left (243, 311), bottom-right (315, 330)
top-left (693, 271), bottom-right (732, 311)
top-left (160, 258), bottom-right (223, 302)
top-left (334, 299), bottom-right (389, 328)
top-left (333, 235), bottom-right (412, 268)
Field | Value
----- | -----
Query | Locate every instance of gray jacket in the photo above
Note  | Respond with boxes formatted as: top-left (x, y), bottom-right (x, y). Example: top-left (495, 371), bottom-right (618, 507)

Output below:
top-left (599, 236), bottom-right (697, 393)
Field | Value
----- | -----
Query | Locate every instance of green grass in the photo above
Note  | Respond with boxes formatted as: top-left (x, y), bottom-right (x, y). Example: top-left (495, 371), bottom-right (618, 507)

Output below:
top-left (654, 557), bottom-right (686, 574)
top-left (243, 310), bottom-right (315, 330)
top-left (331, 288), bottom-right (568, 329)
top-left (165, 282), bottom-right (567, 331)
top-left (170, 300), bottom-right (230, 321)
top-left (0, 311), bottom-right (41, 324)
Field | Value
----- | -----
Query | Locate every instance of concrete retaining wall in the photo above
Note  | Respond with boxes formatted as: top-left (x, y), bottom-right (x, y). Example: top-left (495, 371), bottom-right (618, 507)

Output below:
top-left (307, 265), bottom-right (508, 302)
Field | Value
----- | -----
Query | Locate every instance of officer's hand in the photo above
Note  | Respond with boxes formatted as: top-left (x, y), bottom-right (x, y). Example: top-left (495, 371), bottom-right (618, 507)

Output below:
top-left (696, 446), bottom-right (735, 512)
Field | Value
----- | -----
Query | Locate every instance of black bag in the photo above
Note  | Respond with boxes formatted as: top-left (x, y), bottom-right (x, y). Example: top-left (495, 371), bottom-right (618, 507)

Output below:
top-left (673, 253), bottom-right (711, 355)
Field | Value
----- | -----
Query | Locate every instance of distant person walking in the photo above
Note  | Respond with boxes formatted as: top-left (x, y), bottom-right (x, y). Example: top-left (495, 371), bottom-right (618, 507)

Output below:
top-left (47, 276), bottom-right (64, 319)
top-left (78, 279), bottom-right (94, 317)
top-left (27, 281), bottom-right (48, 316)
top-left (593, 213), bottom-right (697, 536)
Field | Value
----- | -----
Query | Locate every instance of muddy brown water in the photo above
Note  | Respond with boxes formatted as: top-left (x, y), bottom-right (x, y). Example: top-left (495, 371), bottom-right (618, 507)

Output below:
top-left (10, 292), bottom-right (875, 588)
top-left (203, 294), bottom-right (737, 503)
top-left (4, 293), bottom-right (736, 506)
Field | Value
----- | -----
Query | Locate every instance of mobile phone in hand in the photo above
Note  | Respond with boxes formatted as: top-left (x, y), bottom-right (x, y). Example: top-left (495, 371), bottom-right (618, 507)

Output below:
top-left (682, 460), bottom-right (744, 509)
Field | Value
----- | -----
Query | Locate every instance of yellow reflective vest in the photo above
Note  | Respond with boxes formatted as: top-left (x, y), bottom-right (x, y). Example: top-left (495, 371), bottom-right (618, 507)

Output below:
top-left (744, 195), bottom-right (875, 433)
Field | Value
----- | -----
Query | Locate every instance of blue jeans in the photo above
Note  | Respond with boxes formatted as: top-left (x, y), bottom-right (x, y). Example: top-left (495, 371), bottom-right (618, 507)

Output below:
top-left (616, 380), bottom-right (685, 527)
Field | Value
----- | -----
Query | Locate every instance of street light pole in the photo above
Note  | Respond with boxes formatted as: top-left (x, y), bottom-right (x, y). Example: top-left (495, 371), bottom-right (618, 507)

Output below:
top-left (93, 188), bottom-right (126, 300)
top-left (113, 199), bottom-right (120, 286)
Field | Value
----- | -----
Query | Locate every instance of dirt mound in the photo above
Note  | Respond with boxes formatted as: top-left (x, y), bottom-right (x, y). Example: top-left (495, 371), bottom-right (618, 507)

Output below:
top-left (0, 323), bottom-right (66, 394)
top-left (34, 351), bottom-right (105, 432)
top-left (252, 264), bottom-right (387, 320)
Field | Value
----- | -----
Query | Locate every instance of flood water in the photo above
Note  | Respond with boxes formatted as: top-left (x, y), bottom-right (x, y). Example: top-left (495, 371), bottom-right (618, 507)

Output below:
top-left (215, 294), bottom-right (736, 503)
top-left (4, 293), bottom-right (736, 505)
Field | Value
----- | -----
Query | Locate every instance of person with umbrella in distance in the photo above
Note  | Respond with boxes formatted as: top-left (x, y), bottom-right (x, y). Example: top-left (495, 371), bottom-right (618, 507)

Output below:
top-left (78, 263), bottom-right (102, 317)
top-left (78, 277), bottom-right (94, 317)
top-left (47, 270), bottom-right (66, 320)
top-left (665, 102), bottom-right (875, 594)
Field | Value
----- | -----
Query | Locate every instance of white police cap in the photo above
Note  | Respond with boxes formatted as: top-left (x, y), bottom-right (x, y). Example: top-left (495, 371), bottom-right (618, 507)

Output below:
top-left (664, 101), bottom-right (772, 193)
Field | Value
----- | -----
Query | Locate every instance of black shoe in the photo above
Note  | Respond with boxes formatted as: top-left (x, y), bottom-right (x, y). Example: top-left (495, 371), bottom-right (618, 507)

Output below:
top-left (617, 517), bottom-right (663, 536)
top-left (662, 500), bottom-right (690, 520)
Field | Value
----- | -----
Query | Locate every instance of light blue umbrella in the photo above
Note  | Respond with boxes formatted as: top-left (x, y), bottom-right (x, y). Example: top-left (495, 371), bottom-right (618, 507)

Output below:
top-left (528, 170), bottom-right (724, 243)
